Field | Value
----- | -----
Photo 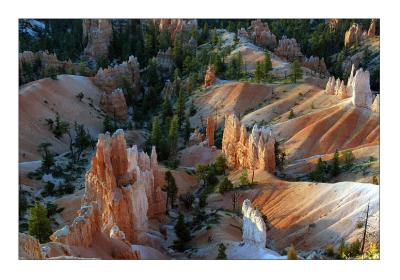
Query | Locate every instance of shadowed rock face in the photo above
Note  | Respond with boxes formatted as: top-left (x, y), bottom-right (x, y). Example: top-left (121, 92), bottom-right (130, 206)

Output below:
top-left (82, 19), bottom-right (113, 61)
top-left (99, 88), bottom-right (128, 121)
top-left (50, 130), bottom-right (165, 256)
top-left (222, 114), bottom-right (275, 172)
top-left (206, 115), bottom-right (215, 147)
top-left (242, 199), bottom-right (267, 247)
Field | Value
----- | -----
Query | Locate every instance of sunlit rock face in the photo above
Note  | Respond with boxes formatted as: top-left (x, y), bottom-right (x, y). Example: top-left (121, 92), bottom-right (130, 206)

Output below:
top-left (222, 114), bottom-right (275, 172)
top-left (344, 23), bottom-right (364, 48)
top-left (238, 19), bottom-right (277, 50)
top-left (274, 35), bottom-right (303, 62)
top-left (82, 19), bottom-right (113, 61)
top-left (204, 64), bottom-right (216, 88)
top-left (50, 130), bottom-right (165, 254)
top-left (371, 94), bottom-right (379, 113)
top-left (368, 19), bottom-right (377, 37)
top-left (242, 199), bottom-right (267, 248)
top-left (19, 233), bottom-right (44, 260)
top-left (350, 68), bottom-right (374, 109)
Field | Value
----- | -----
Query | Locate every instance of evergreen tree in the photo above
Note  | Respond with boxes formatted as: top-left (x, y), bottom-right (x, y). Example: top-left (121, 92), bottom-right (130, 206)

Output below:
top-left (174, 214), bottom-right (191, 250)
top-left (330, 150), bottom-right (340, 177)
top-left (176, 88), bottom-right (186, 128)
top-left (217, 243), bottom-right (227, 259)
top-left (150, 116), bottom-right (162, 151)
top-left (290, 59), bottom-right (302, 83)
top-left (103, 115), bottom-right (113, 133)
top-left (72, 122), bottom-right (92, 161)
top-left (202, 22), bottom-right (209, 42)
top-left (184, 116), bottom-right (191, 144)
top-left (214, 155), bottom-right (227, 175)
top-left (263, 51), bottom-right (272, 79)
top-left (255, 61), bottom-right (264, 83)
top-left (168, 116), bottom-right (179, 155)
top-left (28, 201), bottom-right (52, 243)
top-left (162, 170), bottom-right (178, 209)
top-left (218, 176), bottom-right (233, 194)
top-left (37, 142), bottom-right (54, 172)
top-left (239, 169), bottom-right (250, 186)
top-left (162, 98), bottom-right (174, 119)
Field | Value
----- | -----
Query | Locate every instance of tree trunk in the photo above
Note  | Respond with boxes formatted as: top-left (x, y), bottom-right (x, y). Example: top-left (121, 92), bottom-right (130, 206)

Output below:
top-left (361, 203), bottom-right (370, 255)
top-left (251, 169), bottom-right (255, 185)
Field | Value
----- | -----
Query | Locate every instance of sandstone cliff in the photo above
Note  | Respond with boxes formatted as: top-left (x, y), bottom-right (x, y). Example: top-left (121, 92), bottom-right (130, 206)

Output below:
top-left (222, 114), bottom-right (275, 172)
top-left (50, 130), bottom-right (165, 256)
top-left (82, 19), bottom-right (113, 61)
top-left (242, 199), bottom-right (267, 247)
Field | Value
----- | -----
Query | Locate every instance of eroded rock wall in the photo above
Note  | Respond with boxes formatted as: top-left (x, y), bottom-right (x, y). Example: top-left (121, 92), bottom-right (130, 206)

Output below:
top-left (274, 35), bottom-right (303, 62)
top-left (222, 114), bottom-right (275, 172)
top-left (50, 130), bottom-right (165, 254)
top-left (82, 19), bottom-right (113, 61)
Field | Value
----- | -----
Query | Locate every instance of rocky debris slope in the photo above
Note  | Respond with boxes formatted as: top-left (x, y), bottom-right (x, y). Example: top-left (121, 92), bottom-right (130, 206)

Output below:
top-left (204, 64), bottom-right (216, 88)
top-left (49, 130), bottom-right (165, 258)
top-left (99, 88), bottom-right (128, 121)
top-left (222, 114), bottom-right (275, 172)
top-left (274, 35), bottom-right (303, 62)
top-left (242, 199), bottom-right (267, 247)
top-left (19, 233), bottom-right (44, 260)
top-left (82, 19), bottom-right (113, 62)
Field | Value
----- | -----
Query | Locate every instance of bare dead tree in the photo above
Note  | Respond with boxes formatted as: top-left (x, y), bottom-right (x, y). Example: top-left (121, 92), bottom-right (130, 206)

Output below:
top-left (231, 191), bottom-right (242, 213)
top-left (361, 202), bottom-right (370, 254)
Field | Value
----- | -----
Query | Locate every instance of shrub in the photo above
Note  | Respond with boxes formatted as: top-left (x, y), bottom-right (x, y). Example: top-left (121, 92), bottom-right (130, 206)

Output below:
top-left (214, 155), bottom-right (227, 175)
top-left (342, 150), bottom-right (355, 170)
top-left (46, 202), bottom-right (58, 217)
top-left (372, 175), bottom-right (379, 185)
top-left (179, 192), bottom-right (195, 209)
top-left (76, 92), bottom-right (84, 101)
top-left (199, 194), bottom-right (207, 208)
top-left (218, 176), bottom-right (233, 194)
top-left (348, 239), bottom-right (361, 257)
top-left (216, 243), bottom-right (227, 259)
top-left (239, 169), bottom-right (250, 186)
top-left (43, 182), bottom-right (55, 196)
top-left (288, 109), bottom-right (295, 119)
top-left (287, 245), bottom-right (297, 260)
top-left (356, 221), bottom-right (364, 229)
top-left (337, 239), bottom-right (347, 259)
top-left (325, 244), bottom-right (334, 257)
top-left (174, 214), bottom-right (192, 251)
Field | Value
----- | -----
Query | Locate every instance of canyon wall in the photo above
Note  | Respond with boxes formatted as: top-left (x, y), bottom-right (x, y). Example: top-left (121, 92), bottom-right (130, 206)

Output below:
top-left (222, 114), bottom-right (275, 172)
top-left (82, 19), bottom-right (113, 61)
top-left (50, 130), bottom-right (165, 255)
top-left (242, 199), bottom-right (267, 247)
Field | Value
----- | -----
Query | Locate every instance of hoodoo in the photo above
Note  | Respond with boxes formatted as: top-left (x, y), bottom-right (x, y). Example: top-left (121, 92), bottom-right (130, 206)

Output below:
top-left (222, 114), bottom-right (275, 172)
top-left (242, 199), bottom-right (267, 247)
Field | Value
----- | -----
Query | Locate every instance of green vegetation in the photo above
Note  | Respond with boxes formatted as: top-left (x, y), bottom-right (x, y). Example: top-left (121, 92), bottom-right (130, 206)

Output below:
top-left (239, 169), bottom-right (250, 186)
top-left (174, 214), bottom-right (192, 251)
top-left (162, 171), bottom-right (178, 210)
top-left (216, 243), bottom-right (227, 259)
top-left (289, 59), bottom-right (302, 83)
top-left (179, 192), bottom-right (195, 210)
top-left (274, 141), bottom-right (286, 173)
top-left (28, 201), bottom-right (52, 243)
top-left (218, 176), bottom-right (234, 194)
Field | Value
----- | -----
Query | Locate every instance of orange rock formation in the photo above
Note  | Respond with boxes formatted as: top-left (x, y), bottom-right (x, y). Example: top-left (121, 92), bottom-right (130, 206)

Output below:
top-left (222, 114), bottom-right (275, 172)
top-left (275, 35), bottom-right (303, 62)
top-left (204, 64), bottom-right (216, 88)
top-left (50, 130), bottom-right (165, 258)
top-left (99, 88), bottom-right (128, 121)
top-left (206, 115), bottom-right (215, 147)
top-left (82, 19), bottom-right (113, 61)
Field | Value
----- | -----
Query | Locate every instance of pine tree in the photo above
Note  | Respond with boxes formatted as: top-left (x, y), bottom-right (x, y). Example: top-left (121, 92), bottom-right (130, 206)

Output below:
top-left (162, 98), bottom-right (173, 119)
top-left (214, 155), bottom-right (227, 175)
top-left (263, 51), bottom-right (272, 78)
top-left (218, 176), bottom-right (233, 194)
top-left (37, 142), bottom-right (54, 172)
top-left (168, 115), bottom-right (179, 155)
top-left (176, 89), bottom-right (185, 128)
top-left (103, 115), bottom-right (113, 133)
top-left (28, 201), bottom-right (52, 243)
top-left (162, 171), bottom-right (178, 209)
top-left (330, 150), bottom-right (340, 177)
top-left (239, 169), bottom-right (250, 186)
top-left (216, 243), bottom-right (227, 259)
top-left (184, 116), bottom-right (191, 144)
top-left (150, 116), bottom-right (162, 150)
top-left (255, 61), bottom-right (264, 83)
top-left (174, 213), bottom-right (191, 251)
top-left (290, 59), bottom-right (302, 83)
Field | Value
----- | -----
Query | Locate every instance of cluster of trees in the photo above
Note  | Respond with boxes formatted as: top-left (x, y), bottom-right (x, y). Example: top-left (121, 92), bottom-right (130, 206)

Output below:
top-left (274, 141), bottom-right (286, 173)
top-left (254, 52), bottom-right (273, 83)
top-left (309, 150), bottom-right (355, 182)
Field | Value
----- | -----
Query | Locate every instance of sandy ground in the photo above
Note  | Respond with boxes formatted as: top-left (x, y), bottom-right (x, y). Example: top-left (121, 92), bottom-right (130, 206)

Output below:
top-left (19, 75), bottom-right (105, 161)
top-left (178, 145), bottom-right (221, 168)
